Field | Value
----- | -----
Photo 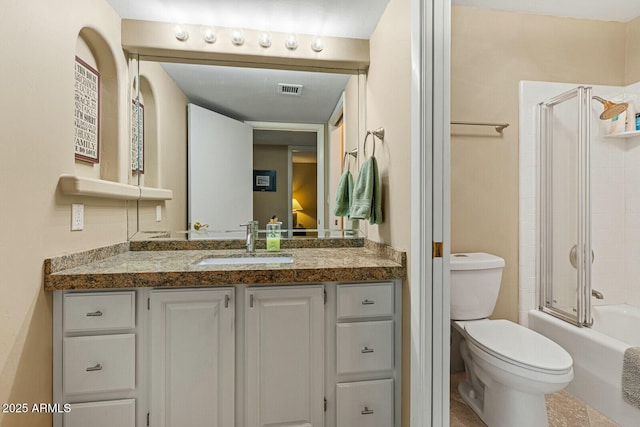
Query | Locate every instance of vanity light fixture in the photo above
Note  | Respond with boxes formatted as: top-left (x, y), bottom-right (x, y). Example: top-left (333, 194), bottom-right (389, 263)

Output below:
top-left (231, 29), bottom-right (245, 46)
top-left (285, 35), bottom-right (298, 50)
top-left (202, 27), bottom-right (216, 44)
top-left (311, 37), bottom-right (324, 52)
top-left (175, 26), bottom-right (189, 41)
top-left (258, 33), bottom-right (272, 48)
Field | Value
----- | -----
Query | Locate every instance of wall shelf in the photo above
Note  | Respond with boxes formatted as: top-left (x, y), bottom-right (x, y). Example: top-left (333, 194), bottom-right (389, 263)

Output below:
top-left (59, 175), bottom-right (172, 201)
top-left (603, 130), bottom-right (640, 139)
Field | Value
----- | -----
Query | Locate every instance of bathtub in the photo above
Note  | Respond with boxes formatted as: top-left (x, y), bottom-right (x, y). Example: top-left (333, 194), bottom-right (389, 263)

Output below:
top-left (529, 305), bottom-right (640, 427)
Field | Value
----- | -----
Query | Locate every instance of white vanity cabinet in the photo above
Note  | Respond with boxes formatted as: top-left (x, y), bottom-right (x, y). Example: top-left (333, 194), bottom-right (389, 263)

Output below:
top-left (244, 286), bottom-right (325, 427)
top-left (53, 291), bottom-right (139, 427)
top-left (326, 281), bottom-right (402, 427)
top-left (148, 288), bottom-right (235, 427)
top-left (53, 280), bottom-right (401, 427)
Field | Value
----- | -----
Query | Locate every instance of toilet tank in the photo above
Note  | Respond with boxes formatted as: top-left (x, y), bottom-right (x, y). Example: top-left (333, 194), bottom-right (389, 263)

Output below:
top-left (450, 252), bottom-right (505, 320)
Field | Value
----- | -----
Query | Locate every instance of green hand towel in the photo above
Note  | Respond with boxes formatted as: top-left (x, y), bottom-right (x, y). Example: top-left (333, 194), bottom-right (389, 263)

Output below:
top-left (334, 170), bottom-right (354, 217)
top-left (351, 157), bottom-right (383, 224)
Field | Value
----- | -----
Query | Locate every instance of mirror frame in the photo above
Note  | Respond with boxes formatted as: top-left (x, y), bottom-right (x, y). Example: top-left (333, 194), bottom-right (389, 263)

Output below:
top-left (125, 20), bottom-right (369, 240)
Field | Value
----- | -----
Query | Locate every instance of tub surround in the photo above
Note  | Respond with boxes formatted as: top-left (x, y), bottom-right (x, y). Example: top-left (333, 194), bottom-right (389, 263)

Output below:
top-left (44, 240), bottom-right (406, 291)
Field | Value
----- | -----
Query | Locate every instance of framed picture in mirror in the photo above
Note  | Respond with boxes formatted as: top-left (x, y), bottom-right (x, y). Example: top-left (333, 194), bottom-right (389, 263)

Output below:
top-left (131, 100), bottom-right (144, 173)
top-left (253, 170), bottom-right (276, 192)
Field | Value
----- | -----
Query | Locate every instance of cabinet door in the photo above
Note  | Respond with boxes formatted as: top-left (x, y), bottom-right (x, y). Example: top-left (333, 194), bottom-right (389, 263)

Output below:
top-left (245, 286), bottom-right (324, 427)
top-left (149, 288), bottom-right (234, 427)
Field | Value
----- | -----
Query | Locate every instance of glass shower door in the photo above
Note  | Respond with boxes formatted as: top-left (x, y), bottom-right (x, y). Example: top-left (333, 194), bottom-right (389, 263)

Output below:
top-left (538, 86), bottom-right (592, 326)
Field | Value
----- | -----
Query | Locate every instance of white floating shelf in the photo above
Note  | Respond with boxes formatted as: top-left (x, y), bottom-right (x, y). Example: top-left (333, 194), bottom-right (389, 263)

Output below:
top-left (603, 130), bottom-right (640, 139)
top-left (140, 186), bottom-right (173, 200)
top-left (59, 175), bottom-right (172, 201)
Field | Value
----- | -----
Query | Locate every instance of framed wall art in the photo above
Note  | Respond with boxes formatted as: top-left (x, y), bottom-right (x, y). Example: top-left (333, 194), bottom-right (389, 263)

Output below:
top-left (74, 56), bottom-right (100, 163)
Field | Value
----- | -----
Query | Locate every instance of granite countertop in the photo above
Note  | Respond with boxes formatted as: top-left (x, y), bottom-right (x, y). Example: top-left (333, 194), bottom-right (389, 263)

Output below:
top-left (44, 245), bottom-right (406, 291)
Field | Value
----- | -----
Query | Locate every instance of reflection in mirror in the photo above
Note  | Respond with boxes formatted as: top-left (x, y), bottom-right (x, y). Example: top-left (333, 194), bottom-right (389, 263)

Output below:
top-left (130, 59), bottom-right (363, 240)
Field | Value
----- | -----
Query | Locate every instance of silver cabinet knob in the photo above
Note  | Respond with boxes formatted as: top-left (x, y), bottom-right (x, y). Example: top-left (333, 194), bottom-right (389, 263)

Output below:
top-left (361, 299), bottom-right (375, 305)
top-left (361, 346), bottom-right (374, 354)
top-left (86, 310), bottom-right (103, 317)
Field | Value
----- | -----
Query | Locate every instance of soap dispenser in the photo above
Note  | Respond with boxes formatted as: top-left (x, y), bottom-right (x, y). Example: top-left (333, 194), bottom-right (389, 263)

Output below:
top-left (266, 216), bottom-right (281, 252)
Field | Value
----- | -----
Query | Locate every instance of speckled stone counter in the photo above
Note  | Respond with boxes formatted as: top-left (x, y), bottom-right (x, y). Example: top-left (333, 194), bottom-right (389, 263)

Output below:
top-left (44, 244), bottom-right (406, 291)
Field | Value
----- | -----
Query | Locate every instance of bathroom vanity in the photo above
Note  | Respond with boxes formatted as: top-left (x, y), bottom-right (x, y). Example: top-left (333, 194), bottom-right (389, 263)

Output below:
top-left (45, 242), bottom-right (405, 427)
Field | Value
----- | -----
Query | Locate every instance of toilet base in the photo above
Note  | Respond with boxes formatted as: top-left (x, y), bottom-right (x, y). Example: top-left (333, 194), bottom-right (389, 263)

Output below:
top-left (458, 375), bottom-right (549, 427)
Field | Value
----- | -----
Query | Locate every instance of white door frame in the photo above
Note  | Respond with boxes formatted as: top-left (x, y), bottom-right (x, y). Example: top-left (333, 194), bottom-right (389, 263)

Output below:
top-left (246, 121), bottom-right (325, 233)
top-left (410, 0), bottom-right (450, 426)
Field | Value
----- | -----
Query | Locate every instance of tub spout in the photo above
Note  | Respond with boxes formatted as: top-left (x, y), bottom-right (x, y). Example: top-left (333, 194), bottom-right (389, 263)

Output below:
top-left (592, 289), bottom-right (604, 300)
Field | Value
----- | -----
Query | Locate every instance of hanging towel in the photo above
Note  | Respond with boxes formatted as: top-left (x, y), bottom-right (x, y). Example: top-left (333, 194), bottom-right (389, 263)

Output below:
top-left (334, 170), bottom-right (354, 217)
top-left (350, 157), bottom-right (383, 224)
top-left (622, 347), bottom-right (640, 409)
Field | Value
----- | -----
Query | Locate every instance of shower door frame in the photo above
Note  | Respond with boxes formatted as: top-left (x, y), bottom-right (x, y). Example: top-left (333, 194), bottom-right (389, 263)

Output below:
top-left (537, 86), bottom-right (593, 327)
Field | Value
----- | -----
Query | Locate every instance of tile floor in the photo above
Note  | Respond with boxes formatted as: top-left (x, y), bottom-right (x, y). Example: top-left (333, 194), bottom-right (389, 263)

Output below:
top-left (450, 372), bottom-right (620, 427)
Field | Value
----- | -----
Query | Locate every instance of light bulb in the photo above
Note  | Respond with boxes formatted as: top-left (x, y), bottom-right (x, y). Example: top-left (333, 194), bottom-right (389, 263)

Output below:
top-left (202, 28), bottom-right (216, 44)
top-left (231, 29), bottom-right (245, 46)
top-left (311, 37), bottom-right (324, 52)
top-left (285, 35), bottom-right (298, 50)
top-left (175, 26), bottom-right (189, 41)
top-left (259, 33), bottom-right (271, 48)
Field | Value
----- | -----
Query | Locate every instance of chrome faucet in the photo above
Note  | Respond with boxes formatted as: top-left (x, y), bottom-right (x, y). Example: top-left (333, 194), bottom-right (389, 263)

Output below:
top-left (240, 221), bottom-right (258, 253)
top-left (592, 289), bottom-right (604, 300)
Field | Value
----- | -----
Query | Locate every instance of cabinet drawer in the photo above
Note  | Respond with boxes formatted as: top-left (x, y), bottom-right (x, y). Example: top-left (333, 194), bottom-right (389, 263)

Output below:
top-left (64, 292), bottom-right (135, 332)
top-left (63, 334), bottom-right (135, 395)
top-left (337, 283), bottom-right (393, 319)
top-left (336, 321), bottom-right (393, 375)
top-left (336, 379), bottom-right (393, 427)
top-left (63, 399), bottom-right (135, 427)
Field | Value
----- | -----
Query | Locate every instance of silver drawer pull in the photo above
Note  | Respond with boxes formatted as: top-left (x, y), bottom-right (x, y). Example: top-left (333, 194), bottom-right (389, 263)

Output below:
top-left (361, 346), bottom-right (374, 354)
top-left (86, 310), bottom-right (103, 317)
top-left (361, 299), bottom-right (375, 305)
top-left (86, 363), bottom-right (103, 372)
top-left (361, 406), bottom-right (374, 415)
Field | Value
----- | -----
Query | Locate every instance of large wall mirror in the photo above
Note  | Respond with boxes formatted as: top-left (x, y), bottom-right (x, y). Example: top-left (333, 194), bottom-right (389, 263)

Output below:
top-left (126, 34), bottom-right (368, 241)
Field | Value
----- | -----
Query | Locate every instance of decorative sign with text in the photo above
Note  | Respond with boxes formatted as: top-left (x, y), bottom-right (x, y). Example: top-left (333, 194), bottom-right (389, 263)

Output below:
top-left (74, 56), bottom-right (100, 163)
top-left (131, 100), bottom-right (144, 173)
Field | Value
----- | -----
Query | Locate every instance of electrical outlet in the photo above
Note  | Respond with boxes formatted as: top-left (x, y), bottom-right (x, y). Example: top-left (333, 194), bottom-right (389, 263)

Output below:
top-left (155, 205), bottom-right (162, 222)
top-left (71, 204), bottom-right (84, 231)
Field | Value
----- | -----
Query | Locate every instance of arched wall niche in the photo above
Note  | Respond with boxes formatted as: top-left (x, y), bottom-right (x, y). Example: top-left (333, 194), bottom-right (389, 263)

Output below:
top-left (74, 27), bottom-right (120, 182)
top-left (138, 75), bottom-right (158, 187)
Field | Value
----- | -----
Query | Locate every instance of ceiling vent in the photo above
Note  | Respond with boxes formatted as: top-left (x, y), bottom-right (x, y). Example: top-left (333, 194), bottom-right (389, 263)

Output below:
top-left (278, 83), bottom-right (303, 96)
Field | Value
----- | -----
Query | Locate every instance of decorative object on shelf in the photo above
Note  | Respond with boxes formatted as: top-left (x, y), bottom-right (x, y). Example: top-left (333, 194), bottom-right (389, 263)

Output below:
top-left (131, 100), bottom-right (144, 173)
top-left (74, 56), bottom-right (100, 163)
top-left (292, 198), bottom-right (304, 227)
top-left (253, 170), bottom-right (276, 192)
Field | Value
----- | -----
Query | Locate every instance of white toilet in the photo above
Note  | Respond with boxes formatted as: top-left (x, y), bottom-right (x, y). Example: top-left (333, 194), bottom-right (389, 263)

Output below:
top-left (451, 252), bottom-right (573, 427)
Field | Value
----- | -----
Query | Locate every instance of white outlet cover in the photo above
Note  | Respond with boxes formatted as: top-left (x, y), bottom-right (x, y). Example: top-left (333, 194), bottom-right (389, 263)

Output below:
top-left (156, 205), bottom-right (162, 222)
top-left (71, 204), bottom-right (84, 231)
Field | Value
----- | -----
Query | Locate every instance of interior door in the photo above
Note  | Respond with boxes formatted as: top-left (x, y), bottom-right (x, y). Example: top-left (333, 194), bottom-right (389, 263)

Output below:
top-left (329, 119), bottom-right (345, 230)
top-left (188, 103), bottom-right (253, 235)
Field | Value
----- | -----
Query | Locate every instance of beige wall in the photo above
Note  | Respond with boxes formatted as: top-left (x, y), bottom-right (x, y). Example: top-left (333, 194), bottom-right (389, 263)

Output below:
top-left (253, 145), bottom-right (290, 229)
top-left (626, 17), bottom-right (640, 85)
top-left (366, 0), bottom-right (412, 425)
top-left (451, 7), bottom-right (627, 322)
top-left (136, 61), bottom-right (189, 234)
top-left (0, 0), bottom-right (129, 426)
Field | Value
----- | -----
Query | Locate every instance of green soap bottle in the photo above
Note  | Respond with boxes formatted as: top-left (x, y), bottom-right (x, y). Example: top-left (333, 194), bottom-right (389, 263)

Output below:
top-left (266, 218), bottom-right (281, 252)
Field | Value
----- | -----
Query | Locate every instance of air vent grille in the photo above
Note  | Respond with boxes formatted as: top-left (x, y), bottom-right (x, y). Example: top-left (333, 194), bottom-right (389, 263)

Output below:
top-left (278, 83), bottom-right (303, 96)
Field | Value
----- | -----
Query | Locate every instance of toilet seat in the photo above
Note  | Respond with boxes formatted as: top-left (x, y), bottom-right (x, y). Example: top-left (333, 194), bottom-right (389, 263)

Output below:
top-left (464, 320), bottom-right (572, 375)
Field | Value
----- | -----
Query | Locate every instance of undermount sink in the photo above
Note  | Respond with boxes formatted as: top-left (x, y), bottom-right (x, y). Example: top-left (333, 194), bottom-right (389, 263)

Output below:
top-left (196, 254), bottom-right (294, 266)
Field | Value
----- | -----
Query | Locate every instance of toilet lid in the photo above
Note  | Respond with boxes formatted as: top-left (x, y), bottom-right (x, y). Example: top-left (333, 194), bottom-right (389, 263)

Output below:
top-left (464, 320), bottom-right (573, 374)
